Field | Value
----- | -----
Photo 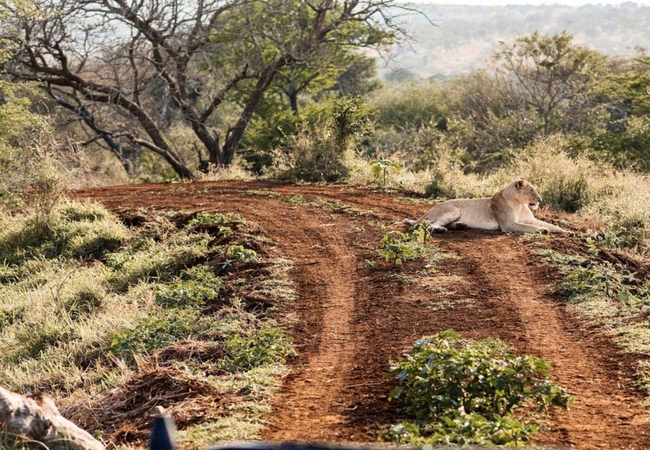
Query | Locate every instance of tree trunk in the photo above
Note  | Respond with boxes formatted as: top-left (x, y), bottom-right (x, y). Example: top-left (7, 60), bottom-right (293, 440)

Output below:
top-left (289, 90), bottom-right (299, 114)
top-left (222, 62), bottom-right (284, 165)
top-left (162, 153), bottom-right (196, 180)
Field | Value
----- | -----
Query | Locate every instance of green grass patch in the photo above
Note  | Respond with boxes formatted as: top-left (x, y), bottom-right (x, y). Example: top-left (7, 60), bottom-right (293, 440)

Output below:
top-left (0, 201), bottom-right (130, 266)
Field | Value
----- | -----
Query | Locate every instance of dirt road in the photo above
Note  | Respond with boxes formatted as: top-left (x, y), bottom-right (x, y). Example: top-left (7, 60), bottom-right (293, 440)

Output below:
top-left (72, 181), bottom-right (650, 449)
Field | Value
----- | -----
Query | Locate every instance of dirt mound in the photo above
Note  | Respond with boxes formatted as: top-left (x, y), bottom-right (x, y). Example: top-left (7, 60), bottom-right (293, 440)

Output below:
top-left (72, 181), bottom-right (650, 449)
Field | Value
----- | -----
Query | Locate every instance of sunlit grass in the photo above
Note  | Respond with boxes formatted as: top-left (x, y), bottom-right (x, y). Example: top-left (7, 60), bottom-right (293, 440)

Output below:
top-left (0, 199), bottom-right (296, 447)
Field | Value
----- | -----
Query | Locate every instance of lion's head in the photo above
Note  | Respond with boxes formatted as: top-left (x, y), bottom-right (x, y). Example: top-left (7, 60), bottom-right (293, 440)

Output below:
top-left (513, 178), bottom-right (543, 210)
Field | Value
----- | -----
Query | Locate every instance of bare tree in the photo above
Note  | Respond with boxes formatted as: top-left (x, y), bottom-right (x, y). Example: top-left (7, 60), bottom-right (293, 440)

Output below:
top-left (494, 31), bottom-right (604, 134)
top-left (1, 0), bottom-right (414, 179)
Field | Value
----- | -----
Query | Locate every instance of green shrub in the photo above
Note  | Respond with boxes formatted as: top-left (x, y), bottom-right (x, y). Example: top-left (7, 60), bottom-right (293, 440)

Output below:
top-left (277, 127), bottom-right (349, 182)
top-left (379, 231), bottom-right (415, 265)
top-left (107, 309), bottom-right (201, 359)
top-left (271, 97), bottom-right (372, 182)
top-left (385, 412), bottom-right (538, 446)
top-left (331, 96), bottom-right (373, 154)
top-left (586, 225), bottom-right (642, 251)
top-left (387, 330), bottom-right (570, 446)
top-left (378, 228), bottom-right (441, 265)
top-left (223, 328), bottom-right (293, 372)
top-left (540, 173), bottom-right (590, 213)
top-left (226, 245), bottom-right (257, 261)
top-left (155, 266), bottom-right (222, 309)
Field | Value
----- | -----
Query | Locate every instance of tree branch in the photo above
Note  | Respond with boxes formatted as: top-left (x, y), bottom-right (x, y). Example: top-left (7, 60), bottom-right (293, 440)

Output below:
top-left (0, 386), bottom-right (104, 450)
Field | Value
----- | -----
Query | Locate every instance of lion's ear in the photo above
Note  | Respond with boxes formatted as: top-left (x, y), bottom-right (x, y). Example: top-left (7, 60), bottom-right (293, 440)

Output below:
top-left (515, 178), bottom-right (527, 190)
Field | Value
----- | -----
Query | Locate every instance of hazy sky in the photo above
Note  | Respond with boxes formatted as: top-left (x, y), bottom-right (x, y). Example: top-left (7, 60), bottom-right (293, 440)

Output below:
top-left (405, 0), bottom-right (650, 5)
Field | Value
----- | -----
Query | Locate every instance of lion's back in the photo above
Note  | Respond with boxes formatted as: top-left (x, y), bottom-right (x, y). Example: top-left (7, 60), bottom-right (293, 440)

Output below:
top-left (447, 198), bottom-right (499, 230)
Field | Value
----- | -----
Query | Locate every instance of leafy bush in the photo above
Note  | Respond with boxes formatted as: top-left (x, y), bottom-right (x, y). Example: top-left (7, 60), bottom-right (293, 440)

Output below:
top-left (331, 96), bottom-right (373, 154)
top-left (107, 309), bottom-right (202, 360)
top-left (155, 265), bottom-right (222, 309)
top-left (387, 330), bottom-right (570, 446)
top-left (586, 226), bottom-right (642, 251)
top-left (271, 96), bottom-right (372, 182)
top-left (379, 231), bottom-right (416, 265)
top-left (385, 412), bottom-right (538, 447)
top-left (275, 126), bottom-right (349, 182)
top-left (223, 328), bottom-right (294, 372)
top-left (226, 245), bottom-right (257, 262)
top-left (541, 173), bottom-right (590, 213)
top-left (219, 245), bottom-right (259, 271)
top-left (378, 228), bottom-right (441, 265)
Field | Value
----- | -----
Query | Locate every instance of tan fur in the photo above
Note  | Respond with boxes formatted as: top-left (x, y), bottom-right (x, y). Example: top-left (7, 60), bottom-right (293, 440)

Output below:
top-left (404, 178), bottom-right (567, 234)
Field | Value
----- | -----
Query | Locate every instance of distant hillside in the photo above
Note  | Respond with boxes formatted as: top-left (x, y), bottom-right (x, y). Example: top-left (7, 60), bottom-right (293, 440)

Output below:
top-left (380, 2), bottom-right (650, 78)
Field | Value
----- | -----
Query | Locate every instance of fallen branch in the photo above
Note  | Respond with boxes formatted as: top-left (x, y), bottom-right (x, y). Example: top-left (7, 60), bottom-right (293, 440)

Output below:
top-left (0, 386), bottom-right (104, 450)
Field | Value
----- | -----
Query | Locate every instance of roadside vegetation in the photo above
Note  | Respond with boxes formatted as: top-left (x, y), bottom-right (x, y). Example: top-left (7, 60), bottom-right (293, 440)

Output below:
top-left (534, 245), bottom-right (650, 403)
top-left (378, 225), bottom-right (446, 267)
top-left (0, 202), bottom-right (296, 447)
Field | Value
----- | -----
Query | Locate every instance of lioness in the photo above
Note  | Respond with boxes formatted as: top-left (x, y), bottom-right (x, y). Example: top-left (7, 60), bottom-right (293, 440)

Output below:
top-left (404, 178), bottom-right (566, 234)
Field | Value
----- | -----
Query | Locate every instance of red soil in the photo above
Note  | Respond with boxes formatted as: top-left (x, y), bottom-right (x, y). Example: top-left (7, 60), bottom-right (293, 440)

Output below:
top-left (72, 181), bottom-right (650, 449)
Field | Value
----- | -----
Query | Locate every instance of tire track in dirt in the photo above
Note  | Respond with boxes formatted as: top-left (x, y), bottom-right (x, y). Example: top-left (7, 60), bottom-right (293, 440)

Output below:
top-left (159, 189), bottom-right (364, 440)
top-left (71, 181), bottom-right (650, 448)
top-left (242, 206), bottom-right (361, 441)
top-left (438, 234), bottom-right (650, 449)
top-left (72, 184), bottom-right (368, 440)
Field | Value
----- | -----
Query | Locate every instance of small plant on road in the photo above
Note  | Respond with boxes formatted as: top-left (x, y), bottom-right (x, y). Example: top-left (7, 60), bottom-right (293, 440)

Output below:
top-left (385, 330), bottom-right (571, 446)
top-left (370, 158), bottom-right (401, 187)
top-left (219, 244), bottom-right (258, 270)
top-left (378, 226), bottom-right (442, 265)
top-left (380, 231), bottom-right (415, 265)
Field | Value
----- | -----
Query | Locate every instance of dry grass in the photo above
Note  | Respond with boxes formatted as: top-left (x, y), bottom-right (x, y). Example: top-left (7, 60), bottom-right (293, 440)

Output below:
top-left (0, 200), bottom-right (296, 448)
